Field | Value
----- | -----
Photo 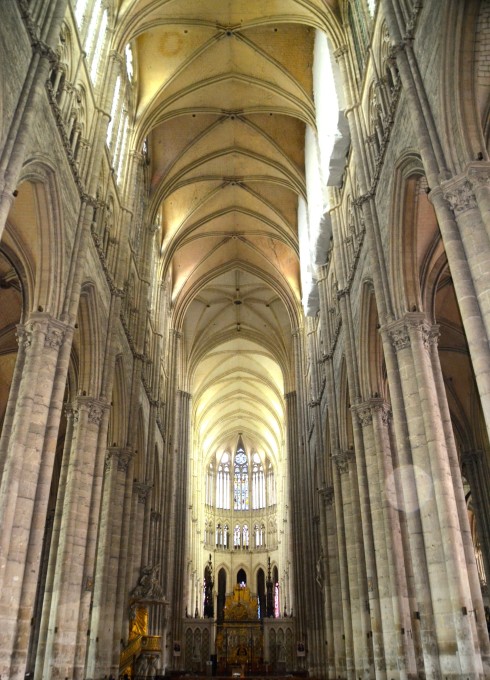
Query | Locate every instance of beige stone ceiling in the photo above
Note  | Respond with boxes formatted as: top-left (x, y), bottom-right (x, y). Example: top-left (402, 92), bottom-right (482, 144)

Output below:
top-left (115, 0), bottom-right (341, 466)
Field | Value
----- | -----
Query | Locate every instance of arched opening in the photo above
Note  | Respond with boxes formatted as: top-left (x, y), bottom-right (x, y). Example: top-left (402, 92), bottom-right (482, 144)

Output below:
top-left (256, 568), bottom-right (265, 619)
top-left (217, 569), bottom-right (227, 625)
top-left (237, 568), bottom-right (247, 586)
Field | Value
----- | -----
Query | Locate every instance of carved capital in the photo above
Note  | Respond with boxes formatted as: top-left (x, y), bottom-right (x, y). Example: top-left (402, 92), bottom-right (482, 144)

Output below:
top-left (75, 396), bottom-right (108, 426)
top-left (134, 481), bottom-right (152, 504)
top-left (385, 313), bottom-right (430, 352)
top-left (109, 49), bottom-right (125, 66)
top-left (16, 325), bottom-right (28, 348)
top-left (405, 313), bottom-right (431, 350)
top-left (332, 449), bottom-right (354, 475)
top-left (443, 178), bottom-right (477, 216)
top-left (333, 45), bottom-right (348, 61)
top-left (64, 403), bottom-right (76, 419)
top-left (22, 314), bottom-right (68, 351)
top-left (151, 511), bottom-right (162, 523)
top-left (318, 485), bottom-right (334, 507)
top-left (44, 319), bottom-right (67, 350)
top-left (371, 399), bottom-right (392, 426)
top-left (89, 401), bottom-right (105, 425)
top-left (113, 447), bottom-right (133, 473)
top-left (336, 286), bottom-right (350, 300)
top-left (387, 322), bottom-right (411, 352)
top-left (355, 405), bottom-right (373, 428)
top-left (428, 324), bottom-right (440, 348)
top-left (104, 451), bottom-right (113, 474)
top-left (467, 163), bottom-right (490, 190)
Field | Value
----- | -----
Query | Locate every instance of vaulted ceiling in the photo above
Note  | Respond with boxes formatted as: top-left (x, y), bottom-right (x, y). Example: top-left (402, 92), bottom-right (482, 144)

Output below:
top-left (115, 0), bottom-right (341, 467)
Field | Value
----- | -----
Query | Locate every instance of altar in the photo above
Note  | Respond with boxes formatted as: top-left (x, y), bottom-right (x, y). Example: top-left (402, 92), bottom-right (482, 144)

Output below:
top-left (215, 585), bottom-right (264, 675)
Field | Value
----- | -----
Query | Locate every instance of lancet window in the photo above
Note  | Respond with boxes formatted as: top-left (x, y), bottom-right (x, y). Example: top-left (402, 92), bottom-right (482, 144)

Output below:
top-left (206, 448), bottom-right (275, 511)
top-left (252, 453), bottom-right (265, 509)
top-left (105, 43), bottom-right (134, 181)
top-left (234, 448), bottom-right (249, 510)
top-left (216, 453), bottom-right (230, 509)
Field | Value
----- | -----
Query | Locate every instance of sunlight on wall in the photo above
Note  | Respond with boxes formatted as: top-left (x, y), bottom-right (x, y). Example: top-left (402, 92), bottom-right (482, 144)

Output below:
top-left (299, 30), bottom-right (350, 315)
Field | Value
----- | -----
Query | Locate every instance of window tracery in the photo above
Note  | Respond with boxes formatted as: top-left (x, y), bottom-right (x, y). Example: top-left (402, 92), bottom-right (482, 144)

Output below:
top-left (204, 443), bottom-right (277, 551)
top-left (234, 448), bottom-right (249, 511)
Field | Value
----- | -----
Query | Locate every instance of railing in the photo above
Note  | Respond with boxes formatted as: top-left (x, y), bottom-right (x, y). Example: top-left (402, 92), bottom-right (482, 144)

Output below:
top-left (120, 635), bottom-right (161, 674)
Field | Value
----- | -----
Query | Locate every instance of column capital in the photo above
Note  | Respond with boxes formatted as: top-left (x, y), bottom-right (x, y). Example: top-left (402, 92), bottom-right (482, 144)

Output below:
top-left (336, 286), bottom-right (350, 300)
top-left (106, 446), bottom-right (134, 473)
top-left (333, 45), bottom-right (348, 61)
top-left (353, 403), bottom-right (373, 428)
top-left (467, 161), bottom-right (490, 190)
top-left (353, 399), bottom-right (391, 427)
top-left (134, 480), bottom-right (152, 504)
top-left (384, 312), bottom-right (430, 352)
top-left (23, 313), bottom-right (70, 350)
top-left (108, 49), bottom-right (125, 66)
top-left (442, 175), bottom-right (478, 216)
top-left (74, 396), bottom-right (110, 426)
top-left (332, 449), bottom-right (355, 475)
top-left (318, 485), bottom-right (334, 507)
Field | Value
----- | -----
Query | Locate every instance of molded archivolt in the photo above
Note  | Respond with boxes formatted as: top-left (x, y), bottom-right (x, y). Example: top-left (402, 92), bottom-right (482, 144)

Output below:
top-left (108, 355), bottom-right (129, 449)
top-left (439, 0), bottom-right (489, 172)
top-left (358, 281), bottom-right (385, 401)
top-left (6, 162), bottom-right (65, 316)
top-left (75, 283), bottom-right (104, 397)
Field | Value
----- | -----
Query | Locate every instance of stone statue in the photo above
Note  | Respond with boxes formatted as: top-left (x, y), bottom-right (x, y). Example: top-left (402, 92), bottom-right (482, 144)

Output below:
top-left (147, 655), bottom-right (158, 677)
top-left (130, 564), bottom-right (165, 601)
top-left (135, 654), bottom-right (149, 676)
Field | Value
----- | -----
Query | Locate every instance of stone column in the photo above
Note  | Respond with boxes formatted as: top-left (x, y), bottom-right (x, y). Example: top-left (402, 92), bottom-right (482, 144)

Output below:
top-left (428, 328), bottom-right (490, 670)
top-left (0, 326), bottom-right (28, 477)
top-left (355, 400), bottom-right (417, 679)
top-left (112, 454), bottom-right (136, 665)
top-left (40, 395), bottom-right (109, 680)
top-left (289, 327), bottom-right (325, 677)
top-left (466, 163), bottom-right (490, 239)
top-left (85, 447), bottom-right (133, 680)
top-left (334, 286), bottom-right (373, 679)
top-left (352, 406), bottom-right (391, 679)
top-left (322, 355), bottom-right (350, 677)
top-left (318, 486), bottom-right (337, 679)
top-left (331, 451), bottom-right (356, 680)
top-left (169, 390), bottom-right (192, 635)
top-left (0, 313), bottom-right (70, 680)
top-left (130, 481), bottom-right (153, 593)
top-left (386, 313), bottom-right (483, 678)
top-left (442, 176), bottom-right (490, 343)
top-left (461, 450), bottom-right (490, 588)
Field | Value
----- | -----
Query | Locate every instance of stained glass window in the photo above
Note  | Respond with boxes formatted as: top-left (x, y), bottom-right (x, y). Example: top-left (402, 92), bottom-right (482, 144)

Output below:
top-left (217, 453), bottom-right (230, 509)
top-left (234, 448), bottom-right (249, 510)
top-left (234, 524), bottom-right (241, 548)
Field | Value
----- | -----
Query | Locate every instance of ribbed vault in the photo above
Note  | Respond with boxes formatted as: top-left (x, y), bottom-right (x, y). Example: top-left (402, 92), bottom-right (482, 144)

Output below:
top-left (118, 0), bottom-right (340, 466)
